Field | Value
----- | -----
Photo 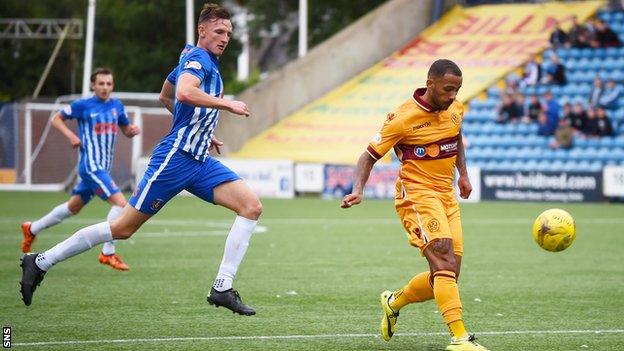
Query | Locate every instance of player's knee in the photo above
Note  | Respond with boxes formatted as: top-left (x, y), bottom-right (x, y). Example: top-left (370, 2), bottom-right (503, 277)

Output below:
top-left (241, 199), bottom-right (262, 220)
top-left (428, 239), bottom-right (456, 271)
top-left (67, 202), bottom-right (83, 214)
top-left (110, 221), bottom-right (137, 240)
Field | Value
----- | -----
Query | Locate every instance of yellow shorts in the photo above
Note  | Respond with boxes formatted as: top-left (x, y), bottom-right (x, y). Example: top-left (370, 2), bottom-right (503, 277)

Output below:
top-left (395, 187), bottom-right (463, 256)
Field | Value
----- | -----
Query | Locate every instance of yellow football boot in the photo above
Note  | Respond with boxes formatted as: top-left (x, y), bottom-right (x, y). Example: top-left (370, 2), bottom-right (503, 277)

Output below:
top-left (446, 334), bottom-right (490, 351)
top-left (379, 290), bottom-right (399, 341)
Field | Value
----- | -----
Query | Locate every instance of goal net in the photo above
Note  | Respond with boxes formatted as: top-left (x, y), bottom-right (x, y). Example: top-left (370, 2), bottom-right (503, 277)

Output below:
top-left (2, 94), bottom-right (172, 192)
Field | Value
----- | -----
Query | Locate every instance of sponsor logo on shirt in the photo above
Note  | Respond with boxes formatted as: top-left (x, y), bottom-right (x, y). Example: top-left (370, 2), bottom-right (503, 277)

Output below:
top-left (94, 123), bottom-right (118, 135)
top-left (413, 121), bottom-right (431, 130)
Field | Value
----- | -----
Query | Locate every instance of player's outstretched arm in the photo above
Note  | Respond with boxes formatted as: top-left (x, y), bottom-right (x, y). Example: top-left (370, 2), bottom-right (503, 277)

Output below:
top-left (120, 124), bottom-right (141, 138)
top-left (159, 79), bottom-right (176, 114)
top-left (341, 151), bottom-right (377, 208)
top-left (50, 112), bottom-right (81, 148)
top-left (176, 73), bottom-right (250, 117)
top-left (456, 133), bottom-right (472, 199)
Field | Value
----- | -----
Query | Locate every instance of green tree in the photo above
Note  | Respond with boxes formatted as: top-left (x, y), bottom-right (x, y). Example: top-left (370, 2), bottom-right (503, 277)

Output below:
top-left (0, 0), bottom-right (241, 101)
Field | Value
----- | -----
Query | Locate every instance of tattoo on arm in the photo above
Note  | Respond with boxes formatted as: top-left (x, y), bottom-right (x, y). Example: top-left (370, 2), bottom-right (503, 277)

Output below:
top-left (456, 133), bottom-right (467, 176)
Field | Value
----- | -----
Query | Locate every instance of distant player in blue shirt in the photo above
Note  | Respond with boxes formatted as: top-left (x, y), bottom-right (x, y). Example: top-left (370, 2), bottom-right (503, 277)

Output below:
top-left (21, 3), bottom-right (262, 315)
top-left (20, 67), bottom-right (140, 272)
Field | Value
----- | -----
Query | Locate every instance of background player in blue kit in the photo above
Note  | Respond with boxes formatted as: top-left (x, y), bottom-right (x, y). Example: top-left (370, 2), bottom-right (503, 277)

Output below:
top-left (20, 3), bottom-right (262, 315)
top-left (21, 67), bottom-right (140, 271)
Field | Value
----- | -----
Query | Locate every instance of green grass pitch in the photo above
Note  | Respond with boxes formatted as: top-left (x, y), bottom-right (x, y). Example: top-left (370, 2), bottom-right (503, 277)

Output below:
top-left (0, 191), bottom-right (622, 350)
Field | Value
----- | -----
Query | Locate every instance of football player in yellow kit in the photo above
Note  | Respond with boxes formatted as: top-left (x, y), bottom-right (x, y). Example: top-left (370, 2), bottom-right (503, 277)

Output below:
top-left (341, 59), bottom-right (489, 351)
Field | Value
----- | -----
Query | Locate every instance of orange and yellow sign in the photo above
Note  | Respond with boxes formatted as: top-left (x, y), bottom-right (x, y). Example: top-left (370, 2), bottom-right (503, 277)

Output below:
top-left (234, 1), bottom-right (604, 164)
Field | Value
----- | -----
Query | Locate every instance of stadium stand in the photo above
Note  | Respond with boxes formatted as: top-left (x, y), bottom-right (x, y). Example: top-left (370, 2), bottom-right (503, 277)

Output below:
top-left (463, 10), bottom-right (624, 173)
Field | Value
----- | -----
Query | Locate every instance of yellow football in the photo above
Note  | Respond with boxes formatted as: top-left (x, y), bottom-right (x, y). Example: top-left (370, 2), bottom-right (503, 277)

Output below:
top-left (532, 208), bottom-right (576, 252)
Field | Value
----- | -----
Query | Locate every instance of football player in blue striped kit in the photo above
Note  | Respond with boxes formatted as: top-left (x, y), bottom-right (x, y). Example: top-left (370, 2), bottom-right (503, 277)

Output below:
top-left (21, 67), bottom-right (140, 271)
top-left (20, 3), bottom-right (261, 315)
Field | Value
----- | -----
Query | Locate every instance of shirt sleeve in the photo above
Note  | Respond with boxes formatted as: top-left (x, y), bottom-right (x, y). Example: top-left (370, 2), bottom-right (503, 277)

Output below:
top-left (116, 102), bottom-right (130, 126)
top-left (179, 51), bottom-right (209, 82)
top-left (60, 100), bottom-right (83, 120)
top-left (366, 112), bottom-right (407, 160)
top-left (166, 66), bottom-right (178, 85)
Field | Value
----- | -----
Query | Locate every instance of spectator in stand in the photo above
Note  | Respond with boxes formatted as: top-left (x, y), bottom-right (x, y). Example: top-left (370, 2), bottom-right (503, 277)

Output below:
top-left (583, 107), bottom-right (598, 136)
top-left (543, 91), bottom-right (560, 133)
top-left (561, 102), bottom-right (573, 121)
top-left (598, 79), bottom-right (622, 110)
top-left (515, 93), bottom-right (530, 123)
top-left (527, 95), bottom-right (543, 123)
top-left (569, 16), bottom-right (593, 48)
top-left (549, 21), bottom-right (569, 48)
top-left (496, 94), bottom-right (522, 123)
top-left (570, 102), bottom-right (588, 134)
top-left (550, 118), bottom-right (574, 149)
top-left (589, 77), bottom-right (603, 108)
top-left (542, 53), bottom-right (567, 86)
top-left (590, 107), bottom-right (615, 136)
top-left (520, 58), bottom-right (541, 87)
top-left (593, 19), bottom-right (622, 47)
top-left (537, 111), bottom-right (555, 136)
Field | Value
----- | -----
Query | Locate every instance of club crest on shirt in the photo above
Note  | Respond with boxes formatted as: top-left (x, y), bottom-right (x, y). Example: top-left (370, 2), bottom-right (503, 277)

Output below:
top-left (427, 218), bottom-right (440, 232)
top-left (150, 198), bottom-right (164, 211)
top-left (451, 113), bottom-right (461, 125)
top-left (386, 113), bottom-right (395, 121)
top-left (111, 108), bottom-right (118, 117)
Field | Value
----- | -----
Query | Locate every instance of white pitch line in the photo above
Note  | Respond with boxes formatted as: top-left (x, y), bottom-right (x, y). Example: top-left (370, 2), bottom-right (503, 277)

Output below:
top-left (1, 217), bottom-right (623, 226)
top-left (12, 329), bottom-right (624, 347)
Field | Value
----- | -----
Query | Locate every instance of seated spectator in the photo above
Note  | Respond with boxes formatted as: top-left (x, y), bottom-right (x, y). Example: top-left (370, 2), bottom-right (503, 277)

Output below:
top-left (589, 77), bottom-right (603, 107)
top-left (593, 19), bottom-right (622, 47)
top-left (542, 54), bottom-right (567, 86)
top-left (569, 16), bottom-right (593, 48)
top-left (520, 58), bottom-right (541, 87)
top-left (583, 107), bottom-right (598, 136)
top-left (594, 107), bottom-right (615, 136)
top-left (561, 102), bottom-right (573, 120)
top-left (496, 94), bottom-right (522, 123)
top-left (527, 95), bottom-right (543, 123)
top-left (569, 102), bottom-right (588, 134)
top-left (550, 118), bottom-right (574, 149)
top-left (598, 79), bottom-right (622, 110)
top-left (515, 93), bottom-right (529, 122)
top-left (537, 111), bottom-right (556, 136)
top-left (549, 21), bottom-right (569, 48)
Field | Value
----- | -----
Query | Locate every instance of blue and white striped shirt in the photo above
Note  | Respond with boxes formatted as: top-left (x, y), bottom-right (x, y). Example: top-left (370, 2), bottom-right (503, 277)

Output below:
top-left (158, 44), bottom-right (223, 162)
top-left (61, 96), bottom-right (129, 174)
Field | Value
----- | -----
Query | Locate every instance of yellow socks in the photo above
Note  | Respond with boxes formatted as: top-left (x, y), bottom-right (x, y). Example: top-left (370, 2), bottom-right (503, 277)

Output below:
top-left (389, 271), bottom-right (434, 311)
top-left (432, 270), bottom-right (467, 338)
